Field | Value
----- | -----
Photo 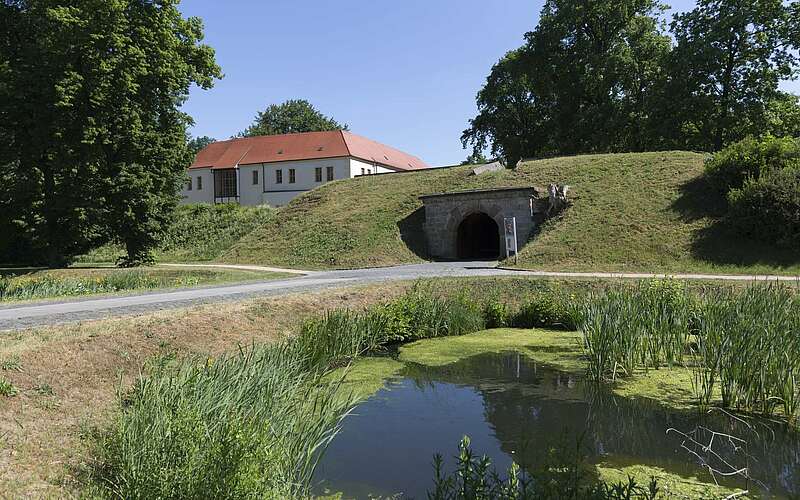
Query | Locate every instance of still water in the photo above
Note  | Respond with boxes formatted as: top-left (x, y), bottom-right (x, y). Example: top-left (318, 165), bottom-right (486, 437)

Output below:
top-left (314, 352), bottom-right (799, 499)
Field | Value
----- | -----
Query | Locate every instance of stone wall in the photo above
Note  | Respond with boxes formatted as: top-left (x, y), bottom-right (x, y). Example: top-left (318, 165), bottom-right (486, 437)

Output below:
top-left (420, 187), bottom-right (547, 260)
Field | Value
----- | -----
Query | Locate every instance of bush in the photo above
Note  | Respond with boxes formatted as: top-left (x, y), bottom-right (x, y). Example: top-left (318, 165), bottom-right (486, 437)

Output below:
top-left (513, 293), bottom-right (578, 330)
top-left (705, 136), bottom-right (800, 193)
top-left (159, 204), bottom-right (275, 260)
top-left (483, 300), bottom-right (511, 328)
top-left (727, 166), bottom-right (800, 248)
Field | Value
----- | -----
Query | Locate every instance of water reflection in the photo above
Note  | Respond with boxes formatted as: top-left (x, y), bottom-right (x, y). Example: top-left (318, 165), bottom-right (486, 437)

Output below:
top-left (315, 352), bottom-right (799, 499)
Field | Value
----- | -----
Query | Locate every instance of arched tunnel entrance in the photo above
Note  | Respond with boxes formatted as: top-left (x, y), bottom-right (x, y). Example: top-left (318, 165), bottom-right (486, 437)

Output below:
top-left (457, 213), bottom-right (500, 260)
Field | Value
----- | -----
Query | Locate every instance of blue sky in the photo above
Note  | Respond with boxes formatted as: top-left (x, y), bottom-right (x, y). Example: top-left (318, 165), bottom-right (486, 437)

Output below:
top-left (179, 1), bottom-right (799, 166)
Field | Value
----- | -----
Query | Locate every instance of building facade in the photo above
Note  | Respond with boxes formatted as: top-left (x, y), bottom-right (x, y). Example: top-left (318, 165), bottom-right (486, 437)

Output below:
top-left (182, 130), bottom-right (429, 207)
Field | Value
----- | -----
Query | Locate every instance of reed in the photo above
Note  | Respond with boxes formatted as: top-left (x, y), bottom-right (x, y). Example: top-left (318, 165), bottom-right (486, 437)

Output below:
top-left (578, 280), bottom-right (696, 380)
top-left (694, 285), bottom-right (800, 418)
top-left (97, 342), bottom-right (353, 498)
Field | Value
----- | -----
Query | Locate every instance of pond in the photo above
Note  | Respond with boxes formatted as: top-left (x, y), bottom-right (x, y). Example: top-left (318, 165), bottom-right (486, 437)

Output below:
top-left (314, 351), bottom-right (800, 499)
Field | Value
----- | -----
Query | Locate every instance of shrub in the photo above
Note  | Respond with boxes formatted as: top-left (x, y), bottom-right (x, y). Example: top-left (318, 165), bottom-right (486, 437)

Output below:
top-left (705, 136), bottom-right (800, 193)
top-left (727, 166), bottom-right (800, 248)
top-left (513, 293), bottom-right (578, 330)
top-left (483, 300), bottom-right (510, 328)
top-left (78, 203), bottom-right (275, 263)
top-left (158, 204), bottom-right (275, 261)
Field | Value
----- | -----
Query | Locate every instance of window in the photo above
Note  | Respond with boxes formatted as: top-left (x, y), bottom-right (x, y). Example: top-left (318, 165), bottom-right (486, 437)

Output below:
top-left (276, 169), bottom-right (283, 184)
top-left (315, 167), bottom-right (322, 182)
top-left (213, 169), bottom-right (238, 203)
top-left (326, 166), bottom-right (334, 181)
top-left (252, 170), bottom-right (259, 185)
top-left (367, 169), bottom-right (372, 175)
top-left (197, 176), bottom-right (202, 190)
top-left (289, 168), bottom-right (296, 183)
top-left (187, 179), bottom-right (192, 191)
top-left (360, 168), bottom-right (365, 176)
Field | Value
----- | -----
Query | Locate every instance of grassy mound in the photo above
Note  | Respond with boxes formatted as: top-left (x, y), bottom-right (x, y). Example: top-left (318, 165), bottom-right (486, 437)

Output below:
top-left (79, 204), bottom-right (275, 264)
top-left (223, 151), bottom-right (800, 274)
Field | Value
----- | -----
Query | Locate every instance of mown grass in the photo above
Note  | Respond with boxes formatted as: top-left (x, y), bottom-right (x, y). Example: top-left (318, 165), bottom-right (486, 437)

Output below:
top-left (223, 151), bottom-right (800, 274)
top-left (0, 267), bottom-right (285, 302)
top-left (78, 203), bottom-right (275, 263)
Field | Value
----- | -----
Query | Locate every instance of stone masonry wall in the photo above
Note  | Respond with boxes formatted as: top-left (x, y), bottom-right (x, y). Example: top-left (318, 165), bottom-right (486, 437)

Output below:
top-left (420, 187), bottom-right (547, 260)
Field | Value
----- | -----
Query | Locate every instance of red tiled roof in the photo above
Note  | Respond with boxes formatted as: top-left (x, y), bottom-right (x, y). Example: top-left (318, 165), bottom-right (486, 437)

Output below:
top-left (189, 130), bottom-right (429, 171)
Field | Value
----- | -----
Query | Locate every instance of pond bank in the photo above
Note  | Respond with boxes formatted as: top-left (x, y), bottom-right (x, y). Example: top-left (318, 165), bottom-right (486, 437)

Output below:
top-left (327, 329), bottom-right (799, 499)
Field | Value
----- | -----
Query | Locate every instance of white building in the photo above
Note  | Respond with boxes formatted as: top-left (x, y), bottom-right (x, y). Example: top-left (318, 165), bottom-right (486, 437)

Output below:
top-left (182, 130), bottom-right (430, 207)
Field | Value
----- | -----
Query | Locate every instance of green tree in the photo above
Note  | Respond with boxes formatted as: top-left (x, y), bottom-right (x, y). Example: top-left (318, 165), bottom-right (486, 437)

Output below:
top-left (0, 0), bottom-right (221, 267)
top-left (461, 49), bottom-right (544, 168)
top-left (240, 99), bottom-right (347, 137)
top-left (661, 0), bottom-right (799, 151)
top-left (463, 0), bottom-right (670, 165)
top-left (461, 151), bottom-right (490, 165)
top-left (765, 92), bottom-right (800, 139)
top-left (188, 135), bottom-right (217, 156)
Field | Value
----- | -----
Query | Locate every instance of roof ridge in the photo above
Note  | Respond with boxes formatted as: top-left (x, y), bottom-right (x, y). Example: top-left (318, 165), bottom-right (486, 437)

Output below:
top-left (339, 129), bottom-right (353, 158)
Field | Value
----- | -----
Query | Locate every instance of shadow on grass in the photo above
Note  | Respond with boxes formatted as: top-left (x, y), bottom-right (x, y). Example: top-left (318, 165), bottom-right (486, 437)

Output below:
top-left (397, 207), bottom-right (430, 260)
top-left (671, 176), bottom-right (800, 271)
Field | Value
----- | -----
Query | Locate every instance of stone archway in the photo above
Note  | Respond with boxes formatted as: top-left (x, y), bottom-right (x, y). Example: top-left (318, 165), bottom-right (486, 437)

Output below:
top-left (456, 212), bottom-right (500, 259)
top-left (420, 187), bottom-right (546, 260)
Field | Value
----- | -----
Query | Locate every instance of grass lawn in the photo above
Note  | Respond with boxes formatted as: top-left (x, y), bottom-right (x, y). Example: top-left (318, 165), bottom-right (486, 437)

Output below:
top-left (0, 266), bottom-right (290, 303)
top-left (222, 151), bottom-right (800, 275)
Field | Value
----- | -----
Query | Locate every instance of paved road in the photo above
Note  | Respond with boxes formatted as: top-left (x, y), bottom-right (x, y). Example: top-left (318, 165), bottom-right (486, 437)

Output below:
top-left (1, 262), bottom-right (797, 331)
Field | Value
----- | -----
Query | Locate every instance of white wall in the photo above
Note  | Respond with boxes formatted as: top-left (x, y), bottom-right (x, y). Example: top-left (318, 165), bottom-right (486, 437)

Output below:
top-left (258, 157), bottom-right (351, 207)
top-left (349, 158), bottom-right (394, 177)
top-left (180, 168), bottom-right (214, 204)
top-left (180, 156), bottom-right (398, 207)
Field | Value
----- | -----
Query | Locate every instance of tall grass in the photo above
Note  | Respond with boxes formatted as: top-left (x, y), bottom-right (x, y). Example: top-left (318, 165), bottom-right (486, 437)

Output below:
top-left (576, 281), bottom-right (800, 419)
top-left (94, 287), bottom-right (487, 498)
top-left (0, 271), bottom-right (201, 301)
top-left (578, 281), bottom-right (697, 380)
top-left (694, 286), bottom-right (800, 417)
top-left (98, 343), bottom-right (352, 498)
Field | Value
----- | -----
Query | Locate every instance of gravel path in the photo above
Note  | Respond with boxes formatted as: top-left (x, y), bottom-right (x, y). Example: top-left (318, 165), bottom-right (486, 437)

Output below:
top-left (1, 262), bottom-right (797, 331)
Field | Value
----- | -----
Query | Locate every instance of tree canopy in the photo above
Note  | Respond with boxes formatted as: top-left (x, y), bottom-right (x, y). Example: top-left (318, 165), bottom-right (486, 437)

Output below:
top-left (188, 135), bottom-right (217, 156)
top-left (0, 0), bottom-right (221, 266)
top-left (463, 0), bottom-right (800, 165)
top-left (240, 99), bottom-right (347, 137)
